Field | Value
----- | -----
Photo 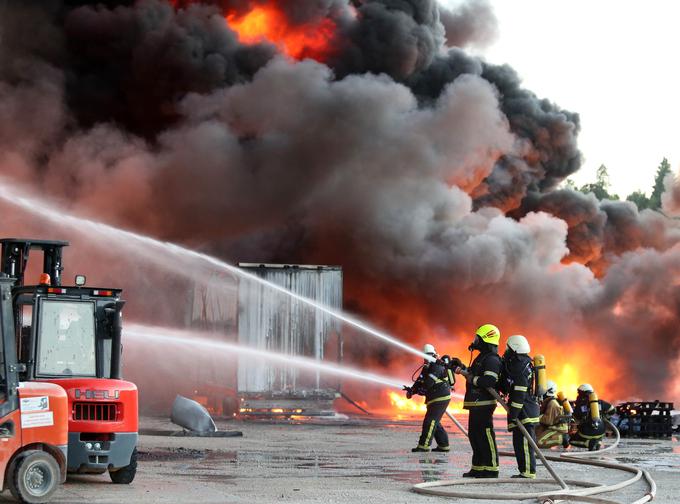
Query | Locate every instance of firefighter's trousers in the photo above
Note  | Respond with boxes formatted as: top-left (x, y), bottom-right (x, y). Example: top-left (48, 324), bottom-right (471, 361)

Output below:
top-left (571, 420), bottom-right (605, 450)
top-left (417, 398), bottom-right (450, 450)
top-left (467, 405), bottom-right (498, 473)
top-left (510, 423), bottom-right (537, 477)
top-left (536, 424), bottom-right (567, 448)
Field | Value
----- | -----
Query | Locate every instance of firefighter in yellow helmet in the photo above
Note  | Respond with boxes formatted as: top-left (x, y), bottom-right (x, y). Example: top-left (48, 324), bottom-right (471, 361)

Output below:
top-left (500, 335), bottom-right (540, 479)
top-left (535, 380), bottom-right (569, 449)
top-left (404, 344), bottom-right (454, 452)
top-left (454, 324), bottom-right (502, 478)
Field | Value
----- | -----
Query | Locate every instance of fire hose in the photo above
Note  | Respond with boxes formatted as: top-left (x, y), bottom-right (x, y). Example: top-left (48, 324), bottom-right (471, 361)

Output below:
top-left (414, 386), bottom-right (657, 503)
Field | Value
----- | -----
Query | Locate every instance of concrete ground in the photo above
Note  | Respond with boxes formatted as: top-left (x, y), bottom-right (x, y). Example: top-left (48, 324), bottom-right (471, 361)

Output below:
top-left (6, 415), bottom-right (678, 504)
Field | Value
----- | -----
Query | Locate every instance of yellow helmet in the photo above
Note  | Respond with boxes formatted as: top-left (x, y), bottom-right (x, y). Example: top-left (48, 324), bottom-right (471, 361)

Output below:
top-left (475, 324), bottom-right (500, 346)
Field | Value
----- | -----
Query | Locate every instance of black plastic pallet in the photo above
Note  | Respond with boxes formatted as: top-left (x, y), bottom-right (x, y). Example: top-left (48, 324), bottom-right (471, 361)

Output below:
top-left (615, 401), bottom-right (675, 438)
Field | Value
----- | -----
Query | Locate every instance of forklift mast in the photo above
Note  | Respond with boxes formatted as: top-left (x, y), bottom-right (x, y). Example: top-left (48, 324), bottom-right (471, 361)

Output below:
top-left (0, 238), bottom-right (69, 287)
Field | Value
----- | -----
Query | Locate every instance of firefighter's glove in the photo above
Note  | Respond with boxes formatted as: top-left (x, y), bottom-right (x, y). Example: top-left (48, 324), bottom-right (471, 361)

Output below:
top-left (507, 413), bottom-right (518, 431)
top-left (449, 357), bottom-right (465, 370)
top-left (403, 386), bottom-right (413, 399)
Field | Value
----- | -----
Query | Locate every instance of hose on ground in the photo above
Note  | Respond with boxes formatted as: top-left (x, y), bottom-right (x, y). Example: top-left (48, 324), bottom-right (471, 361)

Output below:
top-left (416, 394), bottom-right (657, 503)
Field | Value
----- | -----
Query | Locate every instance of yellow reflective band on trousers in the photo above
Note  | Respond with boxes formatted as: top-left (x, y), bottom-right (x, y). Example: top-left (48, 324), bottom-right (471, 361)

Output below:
top-left (523, 437), bottom-right (531, 476)
top-left (484, 371), bottom-right (498, 378)
top-left (575, 432), bottom-right (605, 440)
top-left (463, 400), bottom-right (497, 407)
top-left (424, 420), bottom-right (436, 447)
top-left (426, 395), bottom-right (451, 406)
top-left (514, 385), bottom-right (528, 391)
top-left (471, 465), bottom-right (499, 472)
top-left (485, 428), bottom-right (497, 469)
top-left (538, 430), bottom-right (563, 446)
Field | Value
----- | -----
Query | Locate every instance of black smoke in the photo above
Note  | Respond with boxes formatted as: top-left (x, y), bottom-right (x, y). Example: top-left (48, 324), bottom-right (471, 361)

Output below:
top-left (1, 0), bottom-right (680, 400)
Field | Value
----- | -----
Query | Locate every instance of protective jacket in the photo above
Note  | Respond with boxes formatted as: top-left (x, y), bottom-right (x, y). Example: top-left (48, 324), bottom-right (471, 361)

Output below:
top-left (539, 397), bottom-right (568, 430)
top-left (573, 397), bottom-right (615, 422)
top-left (412, 360), bottom-right (452, 405)
top-left (501, 354), bottom-right (540, 429)
top-left (536, 397), bottom-right (568, 448)
top-left (463, 348), bottom-right (501, 409)
top-left (501, 353), bottom-right (540, 478)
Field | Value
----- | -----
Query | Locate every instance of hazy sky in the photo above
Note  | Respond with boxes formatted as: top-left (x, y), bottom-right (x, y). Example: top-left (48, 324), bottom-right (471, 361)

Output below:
top-left (443, 0), bottom-right (680, 198)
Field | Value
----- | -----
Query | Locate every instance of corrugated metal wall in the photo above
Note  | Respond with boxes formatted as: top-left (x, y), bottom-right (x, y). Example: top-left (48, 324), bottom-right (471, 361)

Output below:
top-left (237, 265), bottom-right (342, 394)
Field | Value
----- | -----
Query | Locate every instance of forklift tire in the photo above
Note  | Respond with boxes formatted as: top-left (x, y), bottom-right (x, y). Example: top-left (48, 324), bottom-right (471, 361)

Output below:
top-left (109, 447), bottom-right (137, 484)
top-left (8, 450), bottom-right (60, 504)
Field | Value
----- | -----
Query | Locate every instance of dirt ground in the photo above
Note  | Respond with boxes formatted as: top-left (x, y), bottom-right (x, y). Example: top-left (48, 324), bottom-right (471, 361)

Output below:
top-left (6, 415), bottom-right (677, 504)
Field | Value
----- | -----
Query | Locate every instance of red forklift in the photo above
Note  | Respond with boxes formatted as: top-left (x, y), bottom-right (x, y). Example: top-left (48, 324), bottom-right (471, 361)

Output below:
top-left (0, 273), bottom-right (69, 503)
top-left (0, 239), bottom-right (138, 484)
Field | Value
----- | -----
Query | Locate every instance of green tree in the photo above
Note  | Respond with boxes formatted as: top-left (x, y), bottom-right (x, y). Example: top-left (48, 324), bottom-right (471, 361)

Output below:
top-left (648, 158), bottom-right (672, 210)
top-left (626, 190), bottom-right (651, 210)
top-left (579, 164), bottom-right (619, 200)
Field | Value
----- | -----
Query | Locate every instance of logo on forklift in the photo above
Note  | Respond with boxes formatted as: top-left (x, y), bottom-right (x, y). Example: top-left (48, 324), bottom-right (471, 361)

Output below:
top-left (74, 389), bottom-right (120, 400)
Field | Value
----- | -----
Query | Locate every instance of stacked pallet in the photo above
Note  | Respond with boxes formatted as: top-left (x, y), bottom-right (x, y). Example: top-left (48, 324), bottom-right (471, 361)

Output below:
top-left (615, 401), bottom-right (674, 438)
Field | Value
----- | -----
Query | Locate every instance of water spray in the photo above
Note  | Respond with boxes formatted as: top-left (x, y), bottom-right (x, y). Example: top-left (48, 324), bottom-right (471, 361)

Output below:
top-left (0, 178), bottom-right (434, 363)
top-left (125, 324), bottom-right (407, 389)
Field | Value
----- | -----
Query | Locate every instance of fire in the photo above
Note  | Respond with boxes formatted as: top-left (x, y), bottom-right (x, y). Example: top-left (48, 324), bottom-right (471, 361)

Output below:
top-left (226, 6), bottom-right (336, 61)
top-left (386, 391), bottom-right (466, 419)
top-left (388, 391), bottom-right (427, 416)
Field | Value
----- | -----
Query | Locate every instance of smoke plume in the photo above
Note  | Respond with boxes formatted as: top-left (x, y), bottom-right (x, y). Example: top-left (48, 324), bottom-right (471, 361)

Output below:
top-left (1, 0), bottom-right (679, 404)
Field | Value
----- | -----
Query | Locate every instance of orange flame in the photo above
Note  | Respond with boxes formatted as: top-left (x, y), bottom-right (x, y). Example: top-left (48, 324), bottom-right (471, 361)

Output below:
top-left (226, 6), bottom-right (336, 61)
top-left (384, 391), bottom-right (466, 420)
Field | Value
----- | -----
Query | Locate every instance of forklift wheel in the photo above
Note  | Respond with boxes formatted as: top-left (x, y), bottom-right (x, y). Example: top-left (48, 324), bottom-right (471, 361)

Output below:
top-left (109, 448), bottom-right (137, 484)
top-left (9, 450), bottom-right (60, 504)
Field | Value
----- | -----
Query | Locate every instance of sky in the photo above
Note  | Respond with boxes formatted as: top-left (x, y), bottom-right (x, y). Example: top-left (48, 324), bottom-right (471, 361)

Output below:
top-left (443, 0), bottom-right (680, 198)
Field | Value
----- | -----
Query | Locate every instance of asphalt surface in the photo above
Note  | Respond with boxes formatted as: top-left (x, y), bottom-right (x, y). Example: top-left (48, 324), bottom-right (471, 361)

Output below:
top-left (4, 415), bottom-right (677, 504)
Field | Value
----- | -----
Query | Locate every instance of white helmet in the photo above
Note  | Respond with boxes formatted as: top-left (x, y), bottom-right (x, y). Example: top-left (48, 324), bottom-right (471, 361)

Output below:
top-left (506, 335), bottom-right (530, 354)
top-left (545, 380), bottom-right (557, 397)
top-left (578, 383), bottom-right (594, 394)
top-left (423, 344), bottom-right (437, 356)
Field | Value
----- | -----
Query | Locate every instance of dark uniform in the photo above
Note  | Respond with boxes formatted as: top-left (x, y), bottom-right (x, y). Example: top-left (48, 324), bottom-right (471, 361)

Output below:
top-left (462, 349), bottom-right (502, 476)
top-left (409, 360), bottom-right (453, 451)
top-left (501, 354), bottom-right (540, 478)
top-left (570, 396), bottom-right (614, 450)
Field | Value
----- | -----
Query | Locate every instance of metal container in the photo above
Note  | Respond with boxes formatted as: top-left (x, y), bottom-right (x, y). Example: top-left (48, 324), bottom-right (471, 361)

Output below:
top-left (237, 264), bottom-right (343, 400)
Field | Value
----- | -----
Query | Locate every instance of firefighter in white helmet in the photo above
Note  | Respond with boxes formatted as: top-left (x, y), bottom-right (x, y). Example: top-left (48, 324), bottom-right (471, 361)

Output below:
top-left (570, 384), bottom-right (615, 450)
top-left (535, 380), bottom-right (569, 448)
top-left (500, 335), bottom-right (540, 479)
top-left (404, 344), bottom-right (454, 452)
top-left (454, 324), bottom-right (502, 478)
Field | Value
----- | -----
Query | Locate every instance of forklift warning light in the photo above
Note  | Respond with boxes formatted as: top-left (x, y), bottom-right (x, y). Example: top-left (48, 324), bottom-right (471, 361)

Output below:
top-left (47, 288), bottom-right (67, 294)
top-left (92, 290), bottom-right (113, 296)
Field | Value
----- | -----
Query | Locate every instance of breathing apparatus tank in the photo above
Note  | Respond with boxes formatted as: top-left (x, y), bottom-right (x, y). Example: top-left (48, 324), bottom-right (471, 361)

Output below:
top-left (533, 354), bottom-right (547, 397)
top-left (557, 391), bottom-right (573, 415)
top-left (589, 391), bottom-right (601, 420)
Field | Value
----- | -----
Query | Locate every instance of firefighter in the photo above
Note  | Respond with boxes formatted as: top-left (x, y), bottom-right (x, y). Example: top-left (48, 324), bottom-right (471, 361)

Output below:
top-left (404, 344), bottom-right (453, 452)
top-left (454, 324), bottom-right (502, 478)
top-left (501, 335), bottom-right (540, 479)
top-left (535, 380), bottom-right (569, 449)
top-left (570, 384), bottom-right (614, 450)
